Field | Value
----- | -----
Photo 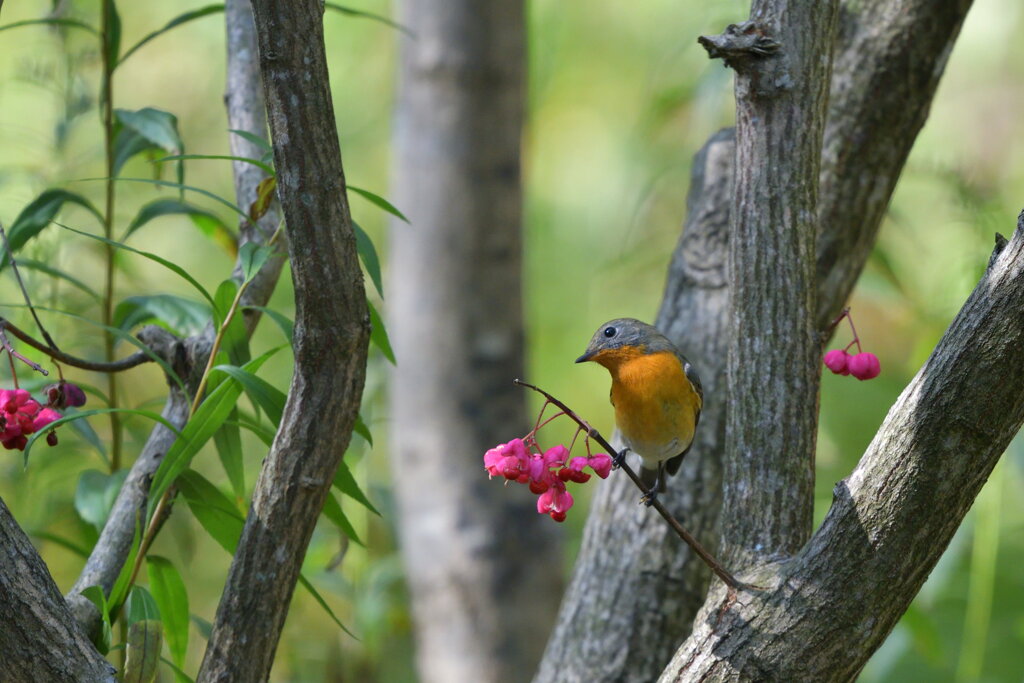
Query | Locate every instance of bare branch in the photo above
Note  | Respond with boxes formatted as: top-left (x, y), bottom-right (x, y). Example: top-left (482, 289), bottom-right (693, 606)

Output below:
top-left (196, 0), bottom-right (370, 677)
top-left (0, 317), bottom-right (151, 373)
top-left (662, 217), bottom-right (1024, 681)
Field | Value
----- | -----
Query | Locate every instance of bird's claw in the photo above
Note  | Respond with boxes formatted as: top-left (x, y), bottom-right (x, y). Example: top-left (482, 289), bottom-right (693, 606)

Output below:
top-left (612, 448), bottom-right (630, 469)
top-left (639, 489), bottom-right (658, 507)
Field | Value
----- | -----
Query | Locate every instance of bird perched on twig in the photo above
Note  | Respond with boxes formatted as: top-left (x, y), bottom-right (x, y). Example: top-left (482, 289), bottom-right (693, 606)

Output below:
top-left (576, 318), bottom-right (703, 504)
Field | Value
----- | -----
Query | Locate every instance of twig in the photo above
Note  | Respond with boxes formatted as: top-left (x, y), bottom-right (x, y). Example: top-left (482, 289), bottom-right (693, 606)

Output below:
top-left (514, 379), bottom-right (762, 593)
top-left (0, 221), bottom-right (59, 351)
top-left (0, 318), bottom-right (150, 372)
top-left (0, 327), bottom-right (48, 376)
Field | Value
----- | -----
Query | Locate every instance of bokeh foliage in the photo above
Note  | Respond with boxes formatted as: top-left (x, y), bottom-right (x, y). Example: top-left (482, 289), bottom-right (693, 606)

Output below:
top-left (0, 0), bottom-right (1022, 680)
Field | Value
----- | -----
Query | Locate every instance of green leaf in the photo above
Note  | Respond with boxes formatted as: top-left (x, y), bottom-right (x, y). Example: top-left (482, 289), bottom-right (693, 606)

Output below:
top-left (332, 459), bottom-right (379, 516)
top-left (321, 491), bottom-right (363, 546)
top-left (367, 299), bottom-right (395, 364)
top-left (213, 411), bottom-right (245, 501)
top-left (243, 305), bottom-right (293, 343)
top-left (147, 347), bottom-right (281, 519)
top-left (114, 294), bottom-right (211, 335)
top-left (297, 574), bottom-right (356, 638)
top-left (213, 364), bottom-right (285, 427)
top-left (213, 279), bottom-right (249, 365)
top-left (109, 519), bottom-right (143, 611)
top-left (67, 409), bottom-right (109, 463)
top-left (104, 0), bottom-right (122, 66)
top-left (0, 18), bottom-right (98, 35)
top-left (156, 153), bottom-right (275, 178)
top-left (122, 198), bottom-right (230, 243)
top-left (126, 585), bottom-right (161, 625)
top-left (75, 469), bottom-right (129, 532)
top-left (116, 108), bottom-right (183, 156)
top-left (324, 2), bottom-right (412, 37)
top-left (353, 221), bottom-right (382, 298)
top-left (176, 469), bottom-right (244, 554)
top-left (32, 530), bottom-right (91, 559)
top-left (249, 176), bottom-right (276, 221)
top-left (159, 656), bottom-right (195, 683)
top-left (57, 222), bottom-right (216, 310)
top-left (1, 189), bottom-right (103, 270)
top-left (14, 258), bottom-right (101, 299)
top-left (81, 585), bottom-right (113, 654)
top-left (190, 212), bottom-right (238, 254)
top-left (190, 615), bottom-right (213, 640)
top-left (239, 242), bottom-right (273, 283)
top-left (229, 129), bottom-right (272, 152)
top-left (353, 414), bottom-right (372, 447)
top-left (348, 185), bottom-right (409, 223)
top-left (228, 414), bottom-right (277, 447)
top-left (83, 176), bottom-right (251, 225)
top-left (124, 620), bottom-right (162, 683)
top-left (119, 5), bottom-right (225, 65)
top-left (24, 407), bottom-right (182, 465)
top-left (147, 556), bottom-right (190, 670)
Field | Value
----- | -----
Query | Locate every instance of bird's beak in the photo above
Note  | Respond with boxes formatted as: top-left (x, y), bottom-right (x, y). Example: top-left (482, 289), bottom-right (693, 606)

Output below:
top-left (575, 349), bottom-right (593, 364)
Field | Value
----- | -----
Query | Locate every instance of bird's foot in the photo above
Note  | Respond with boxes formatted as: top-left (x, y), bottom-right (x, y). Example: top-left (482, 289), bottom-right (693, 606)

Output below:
top-left (639, 488), bottom-right (659, 507)
top-left (612, 448), bottom-right (630, 469)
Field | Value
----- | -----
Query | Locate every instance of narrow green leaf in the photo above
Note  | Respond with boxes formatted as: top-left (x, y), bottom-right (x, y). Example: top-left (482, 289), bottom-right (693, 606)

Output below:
top-left (24, 407), bottom-right (182, 465)
top-left (176, 469), bottom-right (244, 554)
top-left (57, 222), bottom-right (216, 309)
top-left (156, 153), bottom-right (275, 178)
top-left (147, 556), bottom-right (190, 670)
top-left (243, 305), bottom-right (293, 343)
top-left (33, 530), bottom-right (91, 559)
top-left (122, 198), bottom-right (230, 242)
top-left (124, 620), bottom-right (162, 683)
top-left (332, 459), bottom-right (379, 516)
top-left (0, 18), bottom-right (98, 35)
top-left (81, 585), bottom-right (113, 654)
top-left (119, 5), bottom-right (225, 65)
top-left (109, 519), bottom-right (143, 611)
top-left (353, 414), bottom-right (372, 447)
top-left (348, 185), bottom-right (409, 223)
top-left (159, 656), bottom-right (195, 683)
top-left (228, 415), bottom-right (277, 447)
top-left (126, 585), bottom-right (161, 625)
top-left (75, 469), bottom-right (129, 531)
top-left (298, 574), bottom-right (356, 638)
top-left (324, 2), bottom-right (412, 37)
top-left (213, 364), bottom-right (285, 427)
top-left (321, 491), bottom-right (363, 546)
top-left (367, 299), bottom-right (395, 364)
top-left (213, 280), bottom-right (249, 365)
top-left (66, 409), bottom-right (109, 463)
top-left (213, 411), bottom-right (245, 501)
top-left (104, 0), bottom-right (122, 66)
top-left (147, 348), bottom-right (281, 519)
top-left (116, 108), bottom-right (182, 155)
top-left (1, 189), bottom-right (103, 270)
top-left (239, 242), bottom-right (273, 283)
top-left (229, 129), bottom-right (272, 152)
top-left (190, 615), bottom-right (213, 640)
top-left (14, 258), bottom-right (101, 299)
top-left (114, 294), bottom-right (211, 335)
top-left (81, 176), bottom-right (251, 225)
top-left (353, 221), bottom-right (382, 298)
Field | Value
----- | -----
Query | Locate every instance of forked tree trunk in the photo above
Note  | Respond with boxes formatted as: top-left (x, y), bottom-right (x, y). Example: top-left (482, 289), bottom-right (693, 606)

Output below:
top-left (387, 1), bottom-right (562, 682)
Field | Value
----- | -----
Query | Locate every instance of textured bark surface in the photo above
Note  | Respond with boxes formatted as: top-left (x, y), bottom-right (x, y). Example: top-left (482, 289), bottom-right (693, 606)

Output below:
top-left (63, 0), bottom-right (287, 640)
top-left (721, 0), bottom-right (838, 564)
top-left (0, 496), bottom-right (115, 682)
top-left (387, 2), bottom-right (561, 682)
top-left (535, 1), bottom-right (973, 681)
top-left (662, 223), bottom-right (1024, 681)
top-left (196, 0), bottom-right (370, 680)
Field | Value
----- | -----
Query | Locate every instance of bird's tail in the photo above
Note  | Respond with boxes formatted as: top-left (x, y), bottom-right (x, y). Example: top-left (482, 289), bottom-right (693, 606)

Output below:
top-left (639, 466), bottom-right (666, 493)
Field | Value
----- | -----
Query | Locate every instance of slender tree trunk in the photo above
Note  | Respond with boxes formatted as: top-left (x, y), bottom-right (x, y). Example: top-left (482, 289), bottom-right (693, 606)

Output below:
top-left (388, 1), bottom-right (562, 682)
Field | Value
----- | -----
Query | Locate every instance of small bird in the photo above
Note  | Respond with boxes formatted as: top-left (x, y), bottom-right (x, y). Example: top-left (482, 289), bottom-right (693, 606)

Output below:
top-left (576, 318), bottom-right (703, 504)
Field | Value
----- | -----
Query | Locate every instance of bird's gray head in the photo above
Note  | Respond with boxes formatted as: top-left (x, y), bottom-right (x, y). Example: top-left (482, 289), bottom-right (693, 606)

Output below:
top-left (575, 318), bottom-right (674, 366)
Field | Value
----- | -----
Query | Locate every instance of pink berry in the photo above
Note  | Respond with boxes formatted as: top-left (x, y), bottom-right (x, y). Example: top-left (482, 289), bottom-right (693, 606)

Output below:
top-left (848, 352), bottom-right (881, 380)
top-left (823, 349), bottom-right (850, 375)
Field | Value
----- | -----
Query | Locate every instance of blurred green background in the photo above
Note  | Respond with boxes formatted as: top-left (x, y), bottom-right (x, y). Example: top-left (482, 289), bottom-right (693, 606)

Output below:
top-left (1, 0), bottom-right (1022, 680)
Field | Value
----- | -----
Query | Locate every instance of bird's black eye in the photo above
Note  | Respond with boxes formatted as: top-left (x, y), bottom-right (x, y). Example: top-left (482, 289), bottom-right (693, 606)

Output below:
top-left (603, 326), bottom-right (617, 338)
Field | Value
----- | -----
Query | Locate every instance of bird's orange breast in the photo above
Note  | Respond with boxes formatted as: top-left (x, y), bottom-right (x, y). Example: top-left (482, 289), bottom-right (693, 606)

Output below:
top-left (599, 348), bottom-right (701, 462)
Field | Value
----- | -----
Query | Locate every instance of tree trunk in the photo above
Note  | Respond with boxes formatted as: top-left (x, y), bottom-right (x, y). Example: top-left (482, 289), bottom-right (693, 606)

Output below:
top-left (197, 0), bottom-right (370, 679)
top-left (388, 1), bottom-right (562, 682)
top-left (535, 2), bottom-right (973, 680)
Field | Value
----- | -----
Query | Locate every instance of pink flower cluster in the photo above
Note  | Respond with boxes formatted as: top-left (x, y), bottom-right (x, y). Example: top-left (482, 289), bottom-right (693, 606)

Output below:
top-left (0, 388), bottom-right (61, 450)
top-left (823, 349), bottom-right (880, 380)
top-left (484, 438), bottom-right (612, 522)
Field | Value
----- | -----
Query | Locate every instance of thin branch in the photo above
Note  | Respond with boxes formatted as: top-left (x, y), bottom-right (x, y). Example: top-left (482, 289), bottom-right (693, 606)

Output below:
top-left (514, 379), bottom-right (757, 593)
top-left (0, 327), bottom-right (48, 375)
top-left (0, 221), bottom-right (58, 351)
top-left (0, 317), bottom-right (150, 372)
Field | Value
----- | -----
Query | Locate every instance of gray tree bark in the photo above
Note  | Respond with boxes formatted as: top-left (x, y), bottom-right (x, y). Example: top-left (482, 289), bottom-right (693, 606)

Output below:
top-left (387, 1), bottom-right (562, 682)
top-left (197, 0), bottom-right (369, 679)
top-left (0, 495), bottom-right (115, 682)
top-left (536, 1), bottom-right (974, 681)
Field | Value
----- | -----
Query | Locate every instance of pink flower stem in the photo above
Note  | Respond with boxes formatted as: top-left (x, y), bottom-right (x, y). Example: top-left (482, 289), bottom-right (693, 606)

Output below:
top-left (533, 411), bottom-right (567, 433)
top-left (513, 378), bottom-right (761, 593)
top-left (0, 327), bottom-right (47, 378)
top-left (845, 312), bottom-right (863, 354)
